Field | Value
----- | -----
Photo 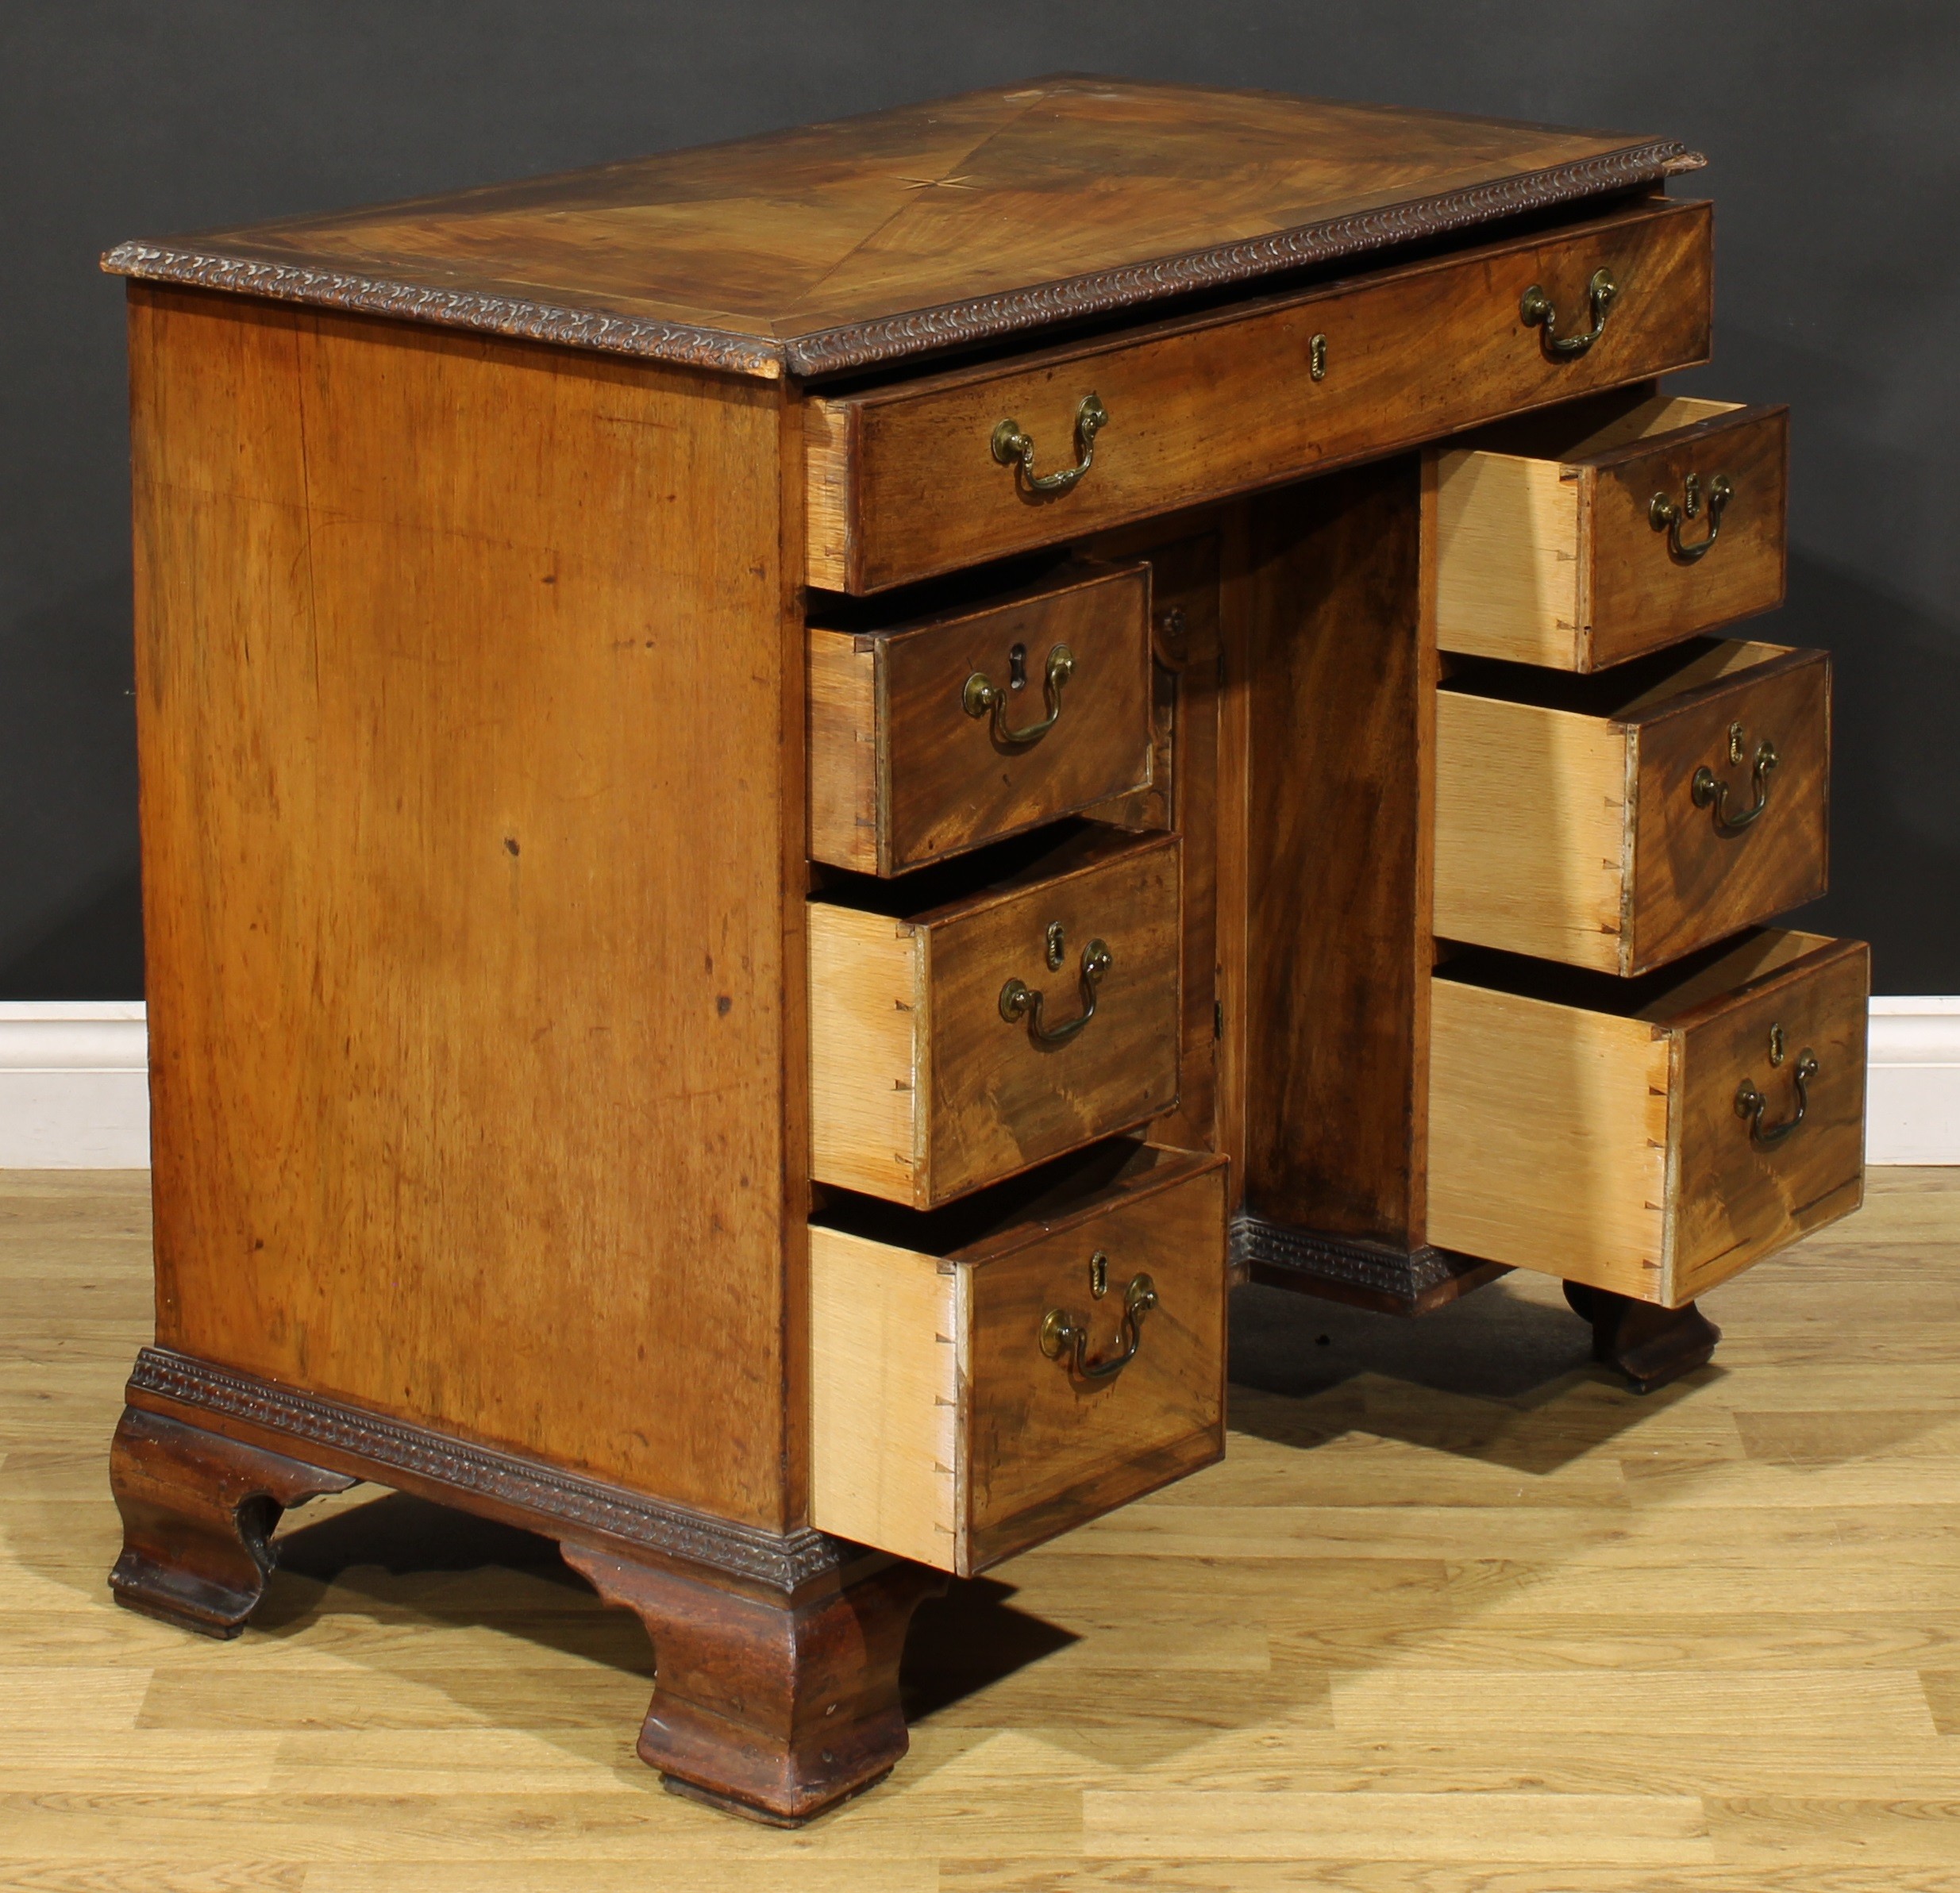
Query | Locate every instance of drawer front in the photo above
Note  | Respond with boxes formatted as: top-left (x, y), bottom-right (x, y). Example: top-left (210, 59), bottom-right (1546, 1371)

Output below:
top-left (1627, 644), bottom-right (1830, 974)
top-left (1436, 395), bottom-right (1789, 671)
top-left (809, 1148), bottom-right (1227, 1576)
top-left (1435, 640), bottom-right (1831, 975)
top-left (810, 832), bottom-right (1182, 1206)
top-left (1428, 930), bottom-right (1867, 1306)
top-left (808, 562), bottom-right (1154, 875)
top-left (809, 199), bottom-right (1712, 593)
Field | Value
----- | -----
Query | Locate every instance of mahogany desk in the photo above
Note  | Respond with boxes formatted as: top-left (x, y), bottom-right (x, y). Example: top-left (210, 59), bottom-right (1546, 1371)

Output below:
top-left (101, 79), bottom-right (1867, 1822)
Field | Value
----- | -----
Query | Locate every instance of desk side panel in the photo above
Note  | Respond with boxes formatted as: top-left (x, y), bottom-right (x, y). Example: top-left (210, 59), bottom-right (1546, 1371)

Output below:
top-left (129, 285), bottom-right (797, 1527)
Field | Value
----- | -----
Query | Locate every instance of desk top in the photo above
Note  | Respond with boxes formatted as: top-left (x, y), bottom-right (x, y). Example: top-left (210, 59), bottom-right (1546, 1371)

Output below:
top-left (103, 76), bottom-right (1696, 380)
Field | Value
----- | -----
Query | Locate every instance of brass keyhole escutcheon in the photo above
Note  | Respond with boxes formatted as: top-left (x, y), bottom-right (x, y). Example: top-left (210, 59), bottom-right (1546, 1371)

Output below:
top-left (1090, 1251), bottom-right (1109, 1299)
top-left (1045, 921), bottom-right (1067, 972)
top-left (1728, 721), bottom-right (1747, 767)
top-left (1769, 1022), bottom-right (1786, 1068)
top-left (1308, 332), bottom-right (1327, 381)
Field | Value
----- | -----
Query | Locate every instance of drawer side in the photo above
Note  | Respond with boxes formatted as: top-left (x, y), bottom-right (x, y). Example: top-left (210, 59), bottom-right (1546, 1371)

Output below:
top-left (807, 629), bottom-right (881, 873)
top-left (1427, 976), bottom-right (1672, 1298)
top-left (809, 1226), bottom-right (959, 1568)
top-left (1433, 452), bottom-right (1584, 666)
top-left (810, 904), bottom-right (926, 1201)
top-left (1434, 691), bottom-right (1631, 972)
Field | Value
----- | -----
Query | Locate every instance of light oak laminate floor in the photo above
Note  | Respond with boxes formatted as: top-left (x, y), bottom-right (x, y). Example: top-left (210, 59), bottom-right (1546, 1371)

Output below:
top-left (2, 1168), bottom-right (1958, 1890)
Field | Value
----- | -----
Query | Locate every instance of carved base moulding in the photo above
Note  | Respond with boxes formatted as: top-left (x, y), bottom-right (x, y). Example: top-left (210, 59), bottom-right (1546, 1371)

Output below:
top-left (1230, 1212), bottom-right (1508, 1316)
top-left (110, 1347), bottom-right (941, 1825)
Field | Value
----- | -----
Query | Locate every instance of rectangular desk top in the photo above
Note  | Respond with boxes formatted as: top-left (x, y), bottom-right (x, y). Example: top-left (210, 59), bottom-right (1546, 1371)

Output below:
top-left (102, 76), bottom-right (1697, 380)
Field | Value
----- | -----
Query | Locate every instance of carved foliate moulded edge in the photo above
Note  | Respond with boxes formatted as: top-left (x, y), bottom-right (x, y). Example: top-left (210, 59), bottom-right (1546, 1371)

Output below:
top-left (124, 1345), bottom-right (854, 1594)
top-left (103, 140), bottom-right (1700, 381)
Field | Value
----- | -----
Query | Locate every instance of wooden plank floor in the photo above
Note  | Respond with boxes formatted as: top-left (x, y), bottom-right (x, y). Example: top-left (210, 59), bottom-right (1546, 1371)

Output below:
top-left (3, 1169), bottom-right (1958, 1889)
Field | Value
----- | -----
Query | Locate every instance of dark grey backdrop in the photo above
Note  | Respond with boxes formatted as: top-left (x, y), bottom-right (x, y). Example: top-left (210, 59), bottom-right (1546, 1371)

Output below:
top-left (5, 2), bottom-right (1956, 995)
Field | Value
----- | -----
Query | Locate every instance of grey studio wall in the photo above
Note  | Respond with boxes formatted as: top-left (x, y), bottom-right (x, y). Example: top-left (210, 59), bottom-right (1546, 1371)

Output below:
top-left (3, 2), bottom-right (1956, 996)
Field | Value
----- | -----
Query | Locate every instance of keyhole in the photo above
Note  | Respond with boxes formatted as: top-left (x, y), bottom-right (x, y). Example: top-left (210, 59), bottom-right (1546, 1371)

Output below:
top-left (1684, 471), bottom-right (1704, 520)
top-left (1768, 1022), bottom-right (1786, 1067)
top-left (1045, 921), bottom-right (1066, 971)
top-left (1090, 1251), bottom-right (1110, 1298)
top-left (1008, 643), bottom-right (1027, 691)
top-left (1728, 721), bottom-right (1747, 766)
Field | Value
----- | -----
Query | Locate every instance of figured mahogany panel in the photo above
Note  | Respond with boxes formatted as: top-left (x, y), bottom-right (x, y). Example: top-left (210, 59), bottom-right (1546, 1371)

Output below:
top-left (129, 284), bottom-right (803, 1527)
top-left (104, 79), bottom-right (1696, 379)
top-left (1224, 461), bottom-right (1429, 1244)
top-left (807, 200), bottom-right (1712, 591)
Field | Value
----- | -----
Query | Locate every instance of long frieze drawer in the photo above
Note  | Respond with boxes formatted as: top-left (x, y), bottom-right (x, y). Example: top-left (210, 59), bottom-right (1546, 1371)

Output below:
top-left (810, 1143), bottom-right (1227, 1576)
top-left (810, 826), bottom-right (1180, 1207)
top-left (1434, 391), bottom-right (1787, 670)
top-left (806, 198), bottom-right (1711, 593)
top-left (1436, 638), bottom-right (1830, 976)
top-left (809, 560), bottom-right (1154, 875)
top-left (1428, 929), bottom-right (1868, 1308)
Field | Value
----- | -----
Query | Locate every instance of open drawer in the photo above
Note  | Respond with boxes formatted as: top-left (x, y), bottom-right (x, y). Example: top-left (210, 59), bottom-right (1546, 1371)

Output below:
top-left (1428, 929), bottom-right (1867, 1306)
top-left (808, 560), bottom-right (1155, 876)
top-left (810, 825), bottom-right (1181, 1208)
top-left (1436, 637), bottom-right (1831, 975)
top-left (810, 1143), bottom-right (1227, 1576)
top-left (1434, 388), bottom-right (1788, 671)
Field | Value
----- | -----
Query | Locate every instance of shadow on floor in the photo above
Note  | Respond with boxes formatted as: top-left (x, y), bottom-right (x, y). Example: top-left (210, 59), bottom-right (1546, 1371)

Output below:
top-left (1226, 1274), bottom-right (1718, 1474)
top-left (262, 1491), bottom-right (1075, 1736)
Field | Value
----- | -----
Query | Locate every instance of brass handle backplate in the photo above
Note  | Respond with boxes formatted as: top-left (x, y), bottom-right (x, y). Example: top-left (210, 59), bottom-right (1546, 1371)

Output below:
top-left (1519, 266), bottom-right (1619, 357)
top-left (964, 642), bottom-right (1073, 746)
top-left (1735, 1025), bottom-right (1819, 1148)
top-left (992, 393), bottom-right (1107, 497)
top-left (1650, 470), bottom-right (1734, 562)
top-left (1041, 1268), bottom-right (1158, 1383)
top-left (1000, 933), bottom-right (1111, 1048)
top-left (1693, 722), bottom-right (1778, 836)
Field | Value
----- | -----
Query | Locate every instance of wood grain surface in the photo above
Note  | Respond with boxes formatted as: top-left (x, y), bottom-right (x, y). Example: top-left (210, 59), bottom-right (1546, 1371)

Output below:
top-left (1435, 637), bottom-right (1832, 975)
top-left (1434, 392), bottom-right (1787, 670)
top-left (12, 1167), bottom-right (1960, 1882)
top-left (811, 1146), bottom-right (1228, 1576)
top-left (807, 562), bottom-right (1154, 875)
top-left (129, 284), bottom-right (804, 1527)
top-left (808, 829), bottom-right (1182, 1207)
top-left (1628, 643), bottom-right (1831, 974)
top-left (1230, 460), bottom-right (1431, 1245)
top-left (1428, 929), bottom-right (1868, 1304)
top-left (807, 198), bottom-right (1712, 591)
top-left (104, 78), bottom-right (1696, 379)
top-left (1092, 532), bottom-right (1225, 1153)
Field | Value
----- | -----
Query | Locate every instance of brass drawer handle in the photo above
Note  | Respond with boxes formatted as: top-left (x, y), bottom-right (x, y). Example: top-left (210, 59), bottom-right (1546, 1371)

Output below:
top-left (991, 393), bottom-right (1107, 497)
top-left (1519, 266), bottom-right (1618, 357)
top-left (963, 642), bottom-right (1074, 746)
top-left (1041, 1268), bottom-right (1157, 1383)
top-left (1735, 1034), bottom-right (1819, 1148)
top-left (1650, 470), bottom-right (1734, 562)
top-left (1692, 722), bottom-right (1779, 836)
top-left (999, 934), bottom-right (1111, 1048)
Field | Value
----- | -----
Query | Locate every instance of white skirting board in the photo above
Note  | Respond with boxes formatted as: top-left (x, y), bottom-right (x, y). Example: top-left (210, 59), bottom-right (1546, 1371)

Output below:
top-left (1, 998), bottom-right (1956, 1168)
top-left (0, 1002), bottom-right (151, 1168)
